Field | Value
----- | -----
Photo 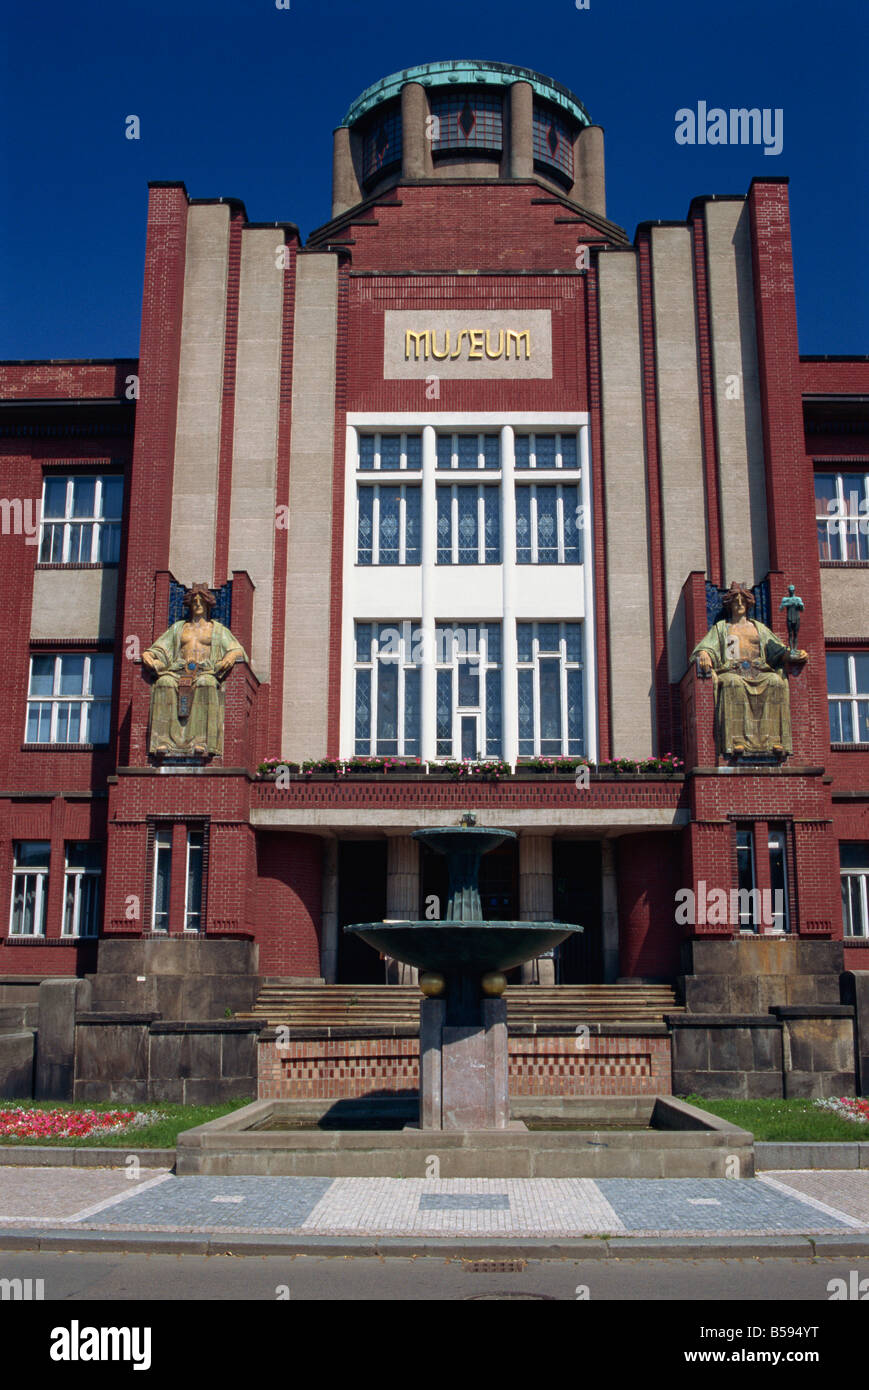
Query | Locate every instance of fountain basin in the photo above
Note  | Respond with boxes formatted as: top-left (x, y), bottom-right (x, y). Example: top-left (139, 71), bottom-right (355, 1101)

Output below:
top-left (346, 921), bottom-right (576, 976)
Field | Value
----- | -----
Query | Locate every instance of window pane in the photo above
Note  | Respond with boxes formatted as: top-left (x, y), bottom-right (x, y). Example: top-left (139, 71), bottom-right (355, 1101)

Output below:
top-left (458, 662), bottom-right (479, 707)
top-left (517, 668), bottom-right (534, 754)
top-left (461, 715), bottom-right (477, 760)
top-left (483, 622), bottom-right (501, 666)
top-left (457, 436), bottom-right (478, 469)
top-left (90, 655), bottom-right (113, 698)
top-left (814, 473), bottom-right (837, 513)
top-left (355, 623), bottom-right (373, 664)
top-left (853, 654), bottom-right (869, 695)
top-left (566, 667), bottom-right (584, 755)
top-left (377, 487), bottom-right (400, 564)
top-left (858, 702), bottom-right (869, 743)
top-left (71, 478), bottom-right (96, 518)
top-left (436, 668), bottom-right (453, 755)
top-left (380, 437), bottom-right (400, 471)
top-left (841, 843), bottom-right (869, 871)
top-left (564, 623), bottom-right (582, 664)
top-left (515, 488), bottom-right (531, 563)
top-left (563, 485), bottom-right (581, 563)
top-left (535, 435), bottom-right (556, 468)
top-left (516, 624), bottom-right (533, 663)
top-left (59, 655), bottom-right (85, 696)
top-left (405, 435), bottom-right (422, 471)
top-left (436, 435), bottom-right (452, 470)
top-left (98, 521), bottom-right (121, 563)
top-left (67, 841), bottom-right (102, 871)
top-left (355, 668), bottom-right (371, 753)
top-left (403, 666), bottom-right (420, 756)
top-left (539, 657), bottom-right (562, 750)
top-left (536, 487), bottom-right (558, 562)
top-left (154, 844), bottom-right (171, 927)
top-left (482, 436), bottom-right (499, 469)
top-left (359, 435), bottom-right (375, 470)
top-left (85, 701), bottom-right (109, 745)
top-left (560, 434), bottom-right (578, 468)
top-left (79, 873), bottom-right (100, 936)
top-left (537, 622), bottom-right (559, 653)
top-left (375, 659), bottom-right (398, 753)
top-left (483, 485), bottom-right (500, 563)
top-left (436, 483), bottom-right (450, 558)
top-left (830, 701), bottom-right (853, 742)
top-left (186, 835), bottom-right (203, 927)
top-left (15, 841), bottom-right (50, 869)
top-left (485, 666), bottom-right (502, 756)
top-left (457, 487), bottom-right (478, 563)
top-left (357, 487), bottom-right (373, 564)
top-left (29, 656), bottom-right (55, 697)
top-left (514, 436), bottom-right (531, 469)
top-left (826, 653), bottom-right (850, 695)
top-left (43, 477), bottom-right (68, 519)
top-left (405, 487), bottom-right (421, 565)
top-left (100, 477), bottom-right (124, 519)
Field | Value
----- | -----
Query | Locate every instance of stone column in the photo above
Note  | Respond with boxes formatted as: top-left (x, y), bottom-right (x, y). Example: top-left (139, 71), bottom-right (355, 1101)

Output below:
top-left (331, 127), bottom-right (362, 218)
top-left (401, 82), bottom-right (430, 179)
top-left (320, 837), bottom-right (339, 983)
top-left (421, 425), bottom-right (437, 761)
top-left (500, 425), bottom-right (518, 764)
top-left (519, 835), bottom-right (555, 984)
top-left (573, 125), bottom-right (606, 219)
top-left (386, 835), bottom-right (419, 984)
top-left (509, 82), bottom-right (534, 178)
top-left (601, 838), bottom-right (619, 983)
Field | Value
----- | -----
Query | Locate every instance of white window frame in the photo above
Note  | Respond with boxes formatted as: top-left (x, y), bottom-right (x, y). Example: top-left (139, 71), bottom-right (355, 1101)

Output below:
top-left (516, 622), bottom-right (583, 757)
top-left (736, 828), bottom-right (759, 932)
top-left (436, 623), bottom-right (501, 760)
top-left (152, 829), bottom-right (172, 933)
top-left (26, 652), bottom-right (112, 746)
top-left (513, 431), bottom-right (579, 471)
top-left (184, 830), bottom-right (204, 933)
top-left (815, 470), bottom-right (869, 562)
top-left (515, 482), bottom-right (580, 564)
top-left (766, 827), bottom-right (790, 934)
top-left (357, 432), bottom-right (422, 472)
top-left (62, 843), bottom-right (102, 938)
top-left (354, 622), bottom-right (421, 757)
top-left (357, 482), bottom-right (421, 566)
top-left (9, 842), bottom-right (50, 938)
top-left (827, 651), bottom-right (869, 745)
top-left (436, 483), bottom-right (500, 565)
top-left (39, 473), bottom-right (123, 565)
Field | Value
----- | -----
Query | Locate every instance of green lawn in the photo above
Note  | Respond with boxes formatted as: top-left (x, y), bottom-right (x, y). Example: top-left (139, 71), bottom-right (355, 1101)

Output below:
top-left (685, 1095), bottom-right (869, 1142)
top-left (0, 1097), bottom-right (254, 1148)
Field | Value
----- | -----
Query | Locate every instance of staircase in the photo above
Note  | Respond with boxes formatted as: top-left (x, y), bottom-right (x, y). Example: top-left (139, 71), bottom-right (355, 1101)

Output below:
top-left (239, 982), bottom-right (683, 1029)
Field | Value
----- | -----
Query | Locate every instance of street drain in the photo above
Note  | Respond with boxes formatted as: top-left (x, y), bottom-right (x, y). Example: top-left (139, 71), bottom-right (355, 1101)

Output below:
top-left (463, 1259), bottom-right (528, 1274)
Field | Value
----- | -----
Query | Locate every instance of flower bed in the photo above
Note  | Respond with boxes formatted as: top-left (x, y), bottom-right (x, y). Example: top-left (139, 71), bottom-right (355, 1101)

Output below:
top-left (814, 1097), bottom-right (869, 1125)
top-left (0, 1106), bottom-right (165, 1140)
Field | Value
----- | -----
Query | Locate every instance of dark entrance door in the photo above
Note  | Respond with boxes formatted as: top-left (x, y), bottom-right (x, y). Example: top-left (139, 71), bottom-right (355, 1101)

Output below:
top-left (337, 839), bottom-right (387, 983)
top-left (554, 839), bottom-right (603, 982)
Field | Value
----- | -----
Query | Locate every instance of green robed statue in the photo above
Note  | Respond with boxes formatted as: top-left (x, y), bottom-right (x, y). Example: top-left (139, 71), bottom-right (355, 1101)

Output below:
top-left (142, 583), bottom-right (247, 758)
top-left (690, 581), bottom-right (807, 758)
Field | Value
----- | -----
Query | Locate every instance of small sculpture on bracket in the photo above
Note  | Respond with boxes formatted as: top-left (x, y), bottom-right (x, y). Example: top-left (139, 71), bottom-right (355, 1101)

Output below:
top-left (691, 580), bottom-right (807, 760)
top-left (142, 583), bottom-right (247, 760)
top-left (779, 583), bottom-right (805, 655)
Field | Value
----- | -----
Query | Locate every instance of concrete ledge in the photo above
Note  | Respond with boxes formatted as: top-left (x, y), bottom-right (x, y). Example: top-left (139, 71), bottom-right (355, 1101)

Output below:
top-left (0, 1147), bottom-right (175, 1167)
top-left (0, 1230), bottom-right (862, 1259)
top-left (755, 1141), bottom-right (869, 1170)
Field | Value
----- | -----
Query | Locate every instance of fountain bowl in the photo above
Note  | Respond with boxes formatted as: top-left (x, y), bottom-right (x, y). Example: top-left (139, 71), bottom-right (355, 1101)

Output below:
top-left (345, 920), bottom-right (577, 975)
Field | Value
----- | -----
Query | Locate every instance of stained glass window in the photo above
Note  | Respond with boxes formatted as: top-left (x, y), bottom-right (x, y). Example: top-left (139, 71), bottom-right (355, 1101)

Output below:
top-left (354, 622), bottom-right (421, 757)
top-left (516, 622), bottom-right (584, 756)
top-left (532, 102), bottom-right (575, 182)
top-left (362, 102), bottom-right (402, 181)
top-left (357, 433), bottom-right (422, 471)
top-left (430, 91), bottom-right (503, 154)
top-left (357, 485), bottom-right (422, 565)
top-left (436, 433), bottom-right (501, 471)
top-left (435, 622), bottom-right (502, 760)
top-left (436, 485), bottom-right (501, 564)
top-left (513, 433), bottom-right (578, 470)
top-left (515, 484), bottom-right (581, 564)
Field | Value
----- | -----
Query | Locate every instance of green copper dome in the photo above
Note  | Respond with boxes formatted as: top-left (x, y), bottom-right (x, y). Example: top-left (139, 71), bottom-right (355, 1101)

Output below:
top-left (342, 60), bottom-right (591, 129)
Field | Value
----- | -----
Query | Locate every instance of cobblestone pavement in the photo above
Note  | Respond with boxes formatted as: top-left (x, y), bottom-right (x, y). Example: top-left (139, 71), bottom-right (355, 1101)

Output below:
top-left (1, 1169), bottom-right (868, 1238)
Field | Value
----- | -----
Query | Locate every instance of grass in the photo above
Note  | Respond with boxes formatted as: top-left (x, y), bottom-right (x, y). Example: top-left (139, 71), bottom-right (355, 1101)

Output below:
top-left (685, 1095), bottom-right (868, 1142)
top-left (0, 1097), bottom-right (254, 1149)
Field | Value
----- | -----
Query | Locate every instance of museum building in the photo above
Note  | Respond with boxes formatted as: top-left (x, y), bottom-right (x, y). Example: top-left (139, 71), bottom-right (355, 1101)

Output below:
top-left (1, 60), bottom-right (868, 1101)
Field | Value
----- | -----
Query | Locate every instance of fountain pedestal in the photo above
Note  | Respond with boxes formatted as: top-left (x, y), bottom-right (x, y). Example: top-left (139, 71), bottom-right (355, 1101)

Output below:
top-left (420, 995), bottom-right (510, 1130)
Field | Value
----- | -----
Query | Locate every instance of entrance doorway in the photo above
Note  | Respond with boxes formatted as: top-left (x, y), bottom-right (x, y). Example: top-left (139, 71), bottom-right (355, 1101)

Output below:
top-left (554, 839), bottom-right (603, 982)
top-left (336, 839), bottom-right (387, 983)
top-left (418, 838), bottom-right (519, 921)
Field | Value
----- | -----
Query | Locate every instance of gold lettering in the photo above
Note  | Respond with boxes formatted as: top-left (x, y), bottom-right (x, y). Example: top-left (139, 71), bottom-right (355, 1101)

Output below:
top-left (405, 330), bottom-right (429, 361)
top-left (430, 330), bottom-right (451, 360)
top-left (505, 330), bottom-right (531, 360)
top-left (468, 330), bottom-right (485, 359)
top-left (450, 329), bottom-right (468, 360)
top-left (484, 330), bottom-right (504, 359)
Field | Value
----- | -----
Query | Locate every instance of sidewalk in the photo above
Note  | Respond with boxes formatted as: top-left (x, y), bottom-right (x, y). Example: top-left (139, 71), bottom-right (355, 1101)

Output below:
top-left (1, 1167), bottom-right (869, 1257)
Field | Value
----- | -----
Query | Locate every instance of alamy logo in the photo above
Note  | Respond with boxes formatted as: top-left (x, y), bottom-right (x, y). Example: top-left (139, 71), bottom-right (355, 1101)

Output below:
top-left (50, 1321), bottom-right (151, 1371)
top-left (675, 882), bottom-right (785, 927)
top-left (675, 102), bottom-right (783, 156)
top-left (0, 498), bottom-right (41, 545)
top-left (0, 1276), bottom-right (44, 1300)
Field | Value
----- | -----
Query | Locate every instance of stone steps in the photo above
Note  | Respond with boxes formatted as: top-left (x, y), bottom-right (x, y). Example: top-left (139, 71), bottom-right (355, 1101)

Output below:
top-left (237, 983), bottom-right (683, 1028)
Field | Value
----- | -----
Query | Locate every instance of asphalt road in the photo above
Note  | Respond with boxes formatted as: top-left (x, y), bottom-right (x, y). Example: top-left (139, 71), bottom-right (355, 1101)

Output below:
top-left (3, 1251), bottom-right (869, 1301)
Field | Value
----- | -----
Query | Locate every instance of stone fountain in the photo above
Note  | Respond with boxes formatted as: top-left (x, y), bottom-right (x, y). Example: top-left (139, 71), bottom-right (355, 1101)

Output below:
top-left (345, 823), bottom-right (581, 1130)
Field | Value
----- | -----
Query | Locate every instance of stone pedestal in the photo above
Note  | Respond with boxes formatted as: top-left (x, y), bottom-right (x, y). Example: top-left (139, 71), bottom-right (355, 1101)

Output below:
top-left (419, 995), bottom-right (509, 1129)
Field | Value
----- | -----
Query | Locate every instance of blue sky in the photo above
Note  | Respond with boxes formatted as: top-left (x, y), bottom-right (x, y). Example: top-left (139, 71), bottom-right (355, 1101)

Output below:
top-left (1, 0), bottom-right (866, 360)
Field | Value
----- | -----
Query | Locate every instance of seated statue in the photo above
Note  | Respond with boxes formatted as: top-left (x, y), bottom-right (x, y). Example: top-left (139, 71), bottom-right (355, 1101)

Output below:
top-left (690, 581), bottom-right (807, 758)
top-left (142, 583), bottom-right (247, 759)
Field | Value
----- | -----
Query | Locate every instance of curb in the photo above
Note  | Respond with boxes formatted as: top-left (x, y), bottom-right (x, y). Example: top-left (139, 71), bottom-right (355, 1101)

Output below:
top-left (0, 1230), bottom-right (868, 1259)
top-left (755, 1142), bottom-right (869, 1171)
top-left (0, 1148), bottom-right (175, 1169)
